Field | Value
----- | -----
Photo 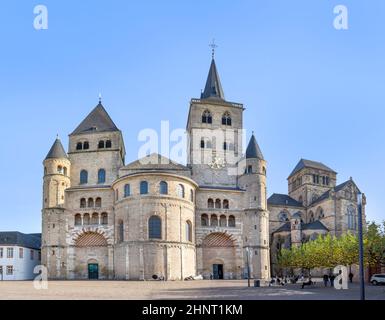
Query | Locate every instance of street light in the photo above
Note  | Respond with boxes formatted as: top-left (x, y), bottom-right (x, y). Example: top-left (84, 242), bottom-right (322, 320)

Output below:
top-left (357, 193), bottom-right (365, 301)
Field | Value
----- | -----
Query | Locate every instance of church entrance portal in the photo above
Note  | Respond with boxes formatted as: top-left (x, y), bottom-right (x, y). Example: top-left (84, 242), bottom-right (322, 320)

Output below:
top-left (213, 264), bottom-right (224, 279)
top-left (88, 263), bottom-right (99, 280)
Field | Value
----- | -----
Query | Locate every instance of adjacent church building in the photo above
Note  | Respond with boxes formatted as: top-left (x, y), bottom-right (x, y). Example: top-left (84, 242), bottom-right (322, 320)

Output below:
top-left (41, 56), bottom-right (365, 281)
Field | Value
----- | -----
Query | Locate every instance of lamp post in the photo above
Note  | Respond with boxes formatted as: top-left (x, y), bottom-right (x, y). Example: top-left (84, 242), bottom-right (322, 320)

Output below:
top-left (357, 193), bottom-right (365, 300)
top-left (246, 247), bottom-right (251, 287)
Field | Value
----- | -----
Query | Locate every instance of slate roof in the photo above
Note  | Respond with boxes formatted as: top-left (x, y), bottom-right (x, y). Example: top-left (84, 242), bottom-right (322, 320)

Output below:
top-left (71, 103), bottom-right (119, 135)
top-left (302, 220), bottom-right (329, 231)
top-left (267, 194), bottom-right (304, 207)
top-left (45, 138), bottom-right (68, 160)
top-left (201, 59), bottom-right (225, 100)
top-left (273, 220), bottom-right (329, 234)
top-left (0, 232), bottom-right (41, 250)
top-left (122, 153), bottom-right (189, 171)
top-left (246, 134), bottom-right (264, 160)
top-left (289, 159), bottom-right (336, 178)
top-left (274, 222), bottom-right (291, 233)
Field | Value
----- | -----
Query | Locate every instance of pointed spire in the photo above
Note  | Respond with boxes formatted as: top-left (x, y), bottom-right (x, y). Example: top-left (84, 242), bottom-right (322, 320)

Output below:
top-left (246, 133), bottom-right (264, 160)
top-left (45, 137), bottom-right (68, 160)
top-left (71, 102), bottom-right (119, 135)
top-left (201, 42), bottom-right (225, 101)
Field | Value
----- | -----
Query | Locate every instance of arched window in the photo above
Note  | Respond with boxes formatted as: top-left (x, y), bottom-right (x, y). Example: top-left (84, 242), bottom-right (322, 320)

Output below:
top-left (223, 199), bottom-right (229, 209)
top-left (76, 142), bottom-right (83, 150)
top-left (347, 205), bottom-right (357, 230)
top-left (220, 215), bottom-right (227, 227)
top-left (118, 220), bottom-right (124, 243)
top-left (80, 198), bottom-right (86, 208)
top-left (202, 110), bottom-right (212, 124)
top-left (262, 167), bottom-right (266, 176)
top-left (149, 216), bottom-right (161, 239)
top-left (228, 215), bottom-right (236, 227)
top-left (201, 214), bottom-right (209, 227)
top-left (91, 213), bottom-right (99, 225)
top-left (124, 184), bottom-right (131, 197)
top-left (211, 215), bottom-right (218, 227)
top-left (185, 220), bottom-right (192, 242)
top-left (98, 141), bottom-right (105, 149)
top-left (190, 189), bottom-right (194, 202)
top-left (83, 141), bottom-right (89, 150)
top-left (83, 213), bottom-right (90, 225)
top-left (160, 181), bottom-right (168, 195)
top-left (80, 170), bottom-right (88, 184)
top-left (221, 112), bottom-right (232, 126)
top-left (88, 198), bottom-right (94, 208)
top-left (177, 184), bottom-right (185, 198)
top-left (98, 169), bottom-right (106, 184)
top-left (215, 199), bottom-right (221, 209)
top-left (317, 207), bottom-right (324, 220)
top-left (63, 167), bottom-right (68, 176)
top-left (246, 165), bottom-right (253, 174)
top-left (101, 212), bottom-right (108, 225)
top-left (106, 140), bottom-right (112, 148)
top-left (95, 197), bottom-right (102, 208)
top-left (208, 198), bottom-right (214, 208)
top-left (223, 142), bottom-right (228, 150)
top-left (200, 140), bottom-right (205, 149)
top-left (308, 211), bottom-right (315, 223)
top-left (278, 211), bottom-right (289, 222)
top-left (57, 166), bottom-right (63, 174)
top-left (75, 214), bottom-right (82, 226)
top-left (140, 181), bottom-right (148, 195)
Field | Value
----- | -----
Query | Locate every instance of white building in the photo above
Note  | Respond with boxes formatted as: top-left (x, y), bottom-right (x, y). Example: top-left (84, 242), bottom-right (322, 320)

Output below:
top-left (0, 232), bottom-right (41, 281)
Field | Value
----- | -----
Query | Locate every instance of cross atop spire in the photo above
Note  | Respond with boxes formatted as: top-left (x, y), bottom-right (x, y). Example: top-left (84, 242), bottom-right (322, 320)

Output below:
top-left (209, 39), bottom-right (218, 59)
top-left (98, 93), bottom-right (102, 104)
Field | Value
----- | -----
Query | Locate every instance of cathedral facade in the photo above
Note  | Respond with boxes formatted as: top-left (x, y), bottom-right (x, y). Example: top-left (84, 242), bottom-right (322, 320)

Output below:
top-left (42, 57), bottom-right (271, 281)
top-left (41, 57), bottom-right (365, 281)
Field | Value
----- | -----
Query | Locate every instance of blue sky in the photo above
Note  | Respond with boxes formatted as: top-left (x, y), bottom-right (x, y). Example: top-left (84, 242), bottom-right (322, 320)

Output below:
top-left (0, 0), bottom-right (384, 232)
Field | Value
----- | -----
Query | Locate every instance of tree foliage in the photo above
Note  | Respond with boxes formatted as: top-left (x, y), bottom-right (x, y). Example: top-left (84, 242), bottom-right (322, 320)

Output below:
top-left (277, 222), bottom-right (385, 271)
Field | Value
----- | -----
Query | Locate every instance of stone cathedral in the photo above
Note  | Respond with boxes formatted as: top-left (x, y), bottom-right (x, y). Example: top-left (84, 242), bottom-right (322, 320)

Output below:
top-left (42, 55), bottom-right (365, 281)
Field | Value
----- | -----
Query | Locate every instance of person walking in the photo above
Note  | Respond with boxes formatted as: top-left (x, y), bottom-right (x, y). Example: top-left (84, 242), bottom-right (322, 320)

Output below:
top-left (329, 274), bottom-right (335, 287)
top-left (323, 274), bottom-right (329, 287)
top-left (349, 272), bottom-right (354, 283)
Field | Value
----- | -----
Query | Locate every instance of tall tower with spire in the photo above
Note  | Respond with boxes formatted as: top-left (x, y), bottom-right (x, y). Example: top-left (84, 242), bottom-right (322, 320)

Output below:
top-left (42, 137), bottom-right (71, 279)
top-left (187, 53), bottom-right (245, 187)
top-left (238, 134), bottom-right (270, 280)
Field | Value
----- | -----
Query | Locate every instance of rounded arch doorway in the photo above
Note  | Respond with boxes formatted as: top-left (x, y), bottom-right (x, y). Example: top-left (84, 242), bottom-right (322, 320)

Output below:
top-left (201, 232), bottom-right (237, 280)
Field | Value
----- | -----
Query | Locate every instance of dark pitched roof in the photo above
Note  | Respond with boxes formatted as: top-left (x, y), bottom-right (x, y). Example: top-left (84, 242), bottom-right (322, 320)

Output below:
top-left (302, 220), bottom-right (329, 231)
top-left (71, 103), bottom-right (119, 135)
top-left (45, 138), bottom-right (68, 160)
top-left (201, 59), bottom-right (225, 100)
top-left (246, 134), bottom-right (264, 160)
top-left (274, 222), bottom-right (291, 233)
top-left (289, 159), bottom-right (336, 178)
top-left (273, 220), bottom-right (329, 234)
top-left (122, 153), bottom-right (189, 171)
top-left (0, 232), bottom-right (41, 250)
top-left (267, 193), bottom-right (304, 207)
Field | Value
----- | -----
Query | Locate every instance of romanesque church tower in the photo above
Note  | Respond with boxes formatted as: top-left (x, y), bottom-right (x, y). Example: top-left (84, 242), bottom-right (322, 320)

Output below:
top-left (189, 55), bottom-right (270, 280)
top-left (42, 138), bottom-right (71, 278)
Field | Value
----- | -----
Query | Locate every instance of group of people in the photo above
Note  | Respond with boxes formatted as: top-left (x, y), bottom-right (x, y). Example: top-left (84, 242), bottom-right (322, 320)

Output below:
top-left (270, 272), bottom-right (355, 289)
top-left (323, 272), bottom-right (354, 287)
